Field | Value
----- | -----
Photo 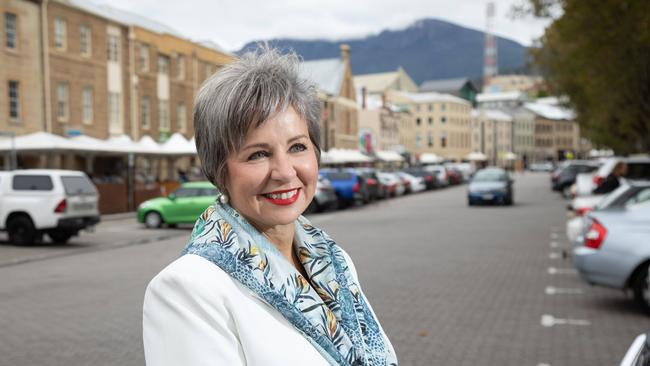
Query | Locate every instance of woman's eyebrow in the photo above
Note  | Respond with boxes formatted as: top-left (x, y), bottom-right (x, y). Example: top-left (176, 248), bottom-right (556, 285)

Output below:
top-left (287, 134), bottom-right (308, 143)
top-left (241, 134), bottom-right (308, 151)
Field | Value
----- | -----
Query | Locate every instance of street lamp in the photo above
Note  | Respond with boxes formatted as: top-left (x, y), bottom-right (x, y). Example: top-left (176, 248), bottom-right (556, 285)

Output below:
top-left (0, 132), bottom-right (17, 170)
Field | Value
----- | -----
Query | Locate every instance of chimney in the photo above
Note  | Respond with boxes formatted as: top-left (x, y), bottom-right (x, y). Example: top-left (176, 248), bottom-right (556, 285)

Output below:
top-left (339, 44), bottom-right (350, 63)
top-left (361, 87), bottom-right (367, 110)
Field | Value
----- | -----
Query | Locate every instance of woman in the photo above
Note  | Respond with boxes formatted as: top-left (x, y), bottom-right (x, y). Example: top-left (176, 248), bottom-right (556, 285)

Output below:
top-left (143, 48), bottom-right (398, 366)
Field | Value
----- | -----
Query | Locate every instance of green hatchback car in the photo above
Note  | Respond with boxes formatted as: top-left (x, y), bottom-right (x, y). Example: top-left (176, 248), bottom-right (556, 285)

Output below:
top-left (137, 181), bottom-right (218, 228)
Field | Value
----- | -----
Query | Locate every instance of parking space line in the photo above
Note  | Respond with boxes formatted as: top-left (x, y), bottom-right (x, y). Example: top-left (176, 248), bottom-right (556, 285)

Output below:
top-left (545, 286), bottom-right (583, 295)
top-left (549, 241), bottom-right (559, 248)
top-left (537, 364), bottom-right (551, 366)
top-left (547, 267), bottom-right (577, 275)
top-left (541, 314), bottom-right (590, 327)
top-left (548, 252), bottom-right (562, 259)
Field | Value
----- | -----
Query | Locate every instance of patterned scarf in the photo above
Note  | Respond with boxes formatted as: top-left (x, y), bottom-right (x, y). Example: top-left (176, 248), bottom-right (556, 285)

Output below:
top-left (181, 201), bottom-right (398, 366)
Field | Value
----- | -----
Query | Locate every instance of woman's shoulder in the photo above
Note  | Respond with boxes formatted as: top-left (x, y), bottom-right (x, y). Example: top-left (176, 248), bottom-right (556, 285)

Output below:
top-left (145, 254), bottom-right (238, 301)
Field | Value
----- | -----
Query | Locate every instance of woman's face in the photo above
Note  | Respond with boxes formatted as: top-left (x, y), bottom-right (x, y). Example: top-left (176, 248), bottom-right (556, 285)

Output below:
top-left (224, 107), bottom-right (318, 231)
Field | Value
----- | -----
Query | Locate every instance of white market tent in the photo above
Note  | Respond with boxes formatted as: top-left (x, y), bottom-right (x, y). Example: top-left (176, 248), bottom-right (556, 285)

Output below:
top-left (376, 150), bottom-right (404, 162)
top-left (504, 152), bottom-right (518, 160)
top-left (419, 153), bottom-right (443, 164)
top-left (322, 148), bottom-right (374, 164)
top-left (465, 152), bottom-right (488, 161)
top-left (161, 133), bottom-right (197, 155)
top-left (0, 132), bottom-right (86, 152)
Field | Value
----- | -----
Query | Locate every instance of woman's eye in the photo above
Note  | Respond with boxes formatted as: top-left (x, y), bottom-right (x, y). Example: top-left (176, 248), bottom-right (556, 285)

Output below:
top-left (289, 143), bottom-right (307, 153)
top-left (248, 150), bottom-right (269, 161)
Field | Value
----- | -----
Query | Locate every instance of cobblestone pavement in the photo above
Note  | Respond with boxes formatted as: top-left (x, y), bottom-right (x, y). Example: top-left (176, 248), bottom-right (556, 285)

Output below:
top-left (0, 172), bottom-right (645, 366)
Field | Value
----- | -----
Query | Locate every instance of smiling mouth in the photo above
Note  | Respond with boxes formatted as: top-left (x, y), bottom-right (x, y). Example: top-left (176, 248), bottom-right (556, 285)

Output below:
top-left (261, 188), bottom-right (301, 205)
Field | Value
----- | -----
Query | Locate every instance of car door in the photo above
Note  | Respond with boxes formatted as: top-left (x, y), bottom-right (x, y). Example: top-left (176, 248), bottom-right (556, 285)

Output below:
top-left (164, 188), bottom-right (202, 223)
top-left (195, 188), bottom-right (218, 217)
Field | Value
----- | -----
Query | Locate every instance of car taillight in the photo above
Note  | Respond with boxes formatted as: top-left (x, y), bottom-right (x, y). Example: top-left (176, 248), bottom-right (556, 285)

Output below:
top-left (353, 182), bottom-right (360, 192)
top-left (366, 178), bottom-right (378, 185)
top-left (584, 219), bottom-right (607, 249)
top-left (593, 175), bottom-right (603, 186)
top-left (403, 180), bottom-right (410, 186)
top-left (54, 199), bottom-right (67, 213)
top-left (575, 207), bottom-right (592, 216)
top-left (425, 176), bottom-right (433, 181)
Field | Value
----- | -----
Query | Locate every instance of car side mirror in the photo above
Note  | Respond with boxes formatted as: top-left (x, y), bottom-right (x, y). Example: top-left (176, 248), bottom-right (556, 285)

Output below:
top-left (168, 193), bottom-right (176, 201)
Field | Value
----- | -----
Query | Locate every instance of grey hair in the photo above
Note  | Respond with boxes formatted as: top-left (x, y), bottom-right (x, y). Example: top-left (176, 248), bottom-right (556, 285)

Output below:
top-left (193, 47), bottom-right (322, 189)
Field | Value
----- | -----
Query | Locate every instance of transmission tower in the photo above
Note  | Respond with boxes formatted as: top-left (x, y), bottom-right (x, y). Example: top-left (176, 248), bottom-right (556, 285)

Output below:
top-left (483, 2), bottom-right (498, 90)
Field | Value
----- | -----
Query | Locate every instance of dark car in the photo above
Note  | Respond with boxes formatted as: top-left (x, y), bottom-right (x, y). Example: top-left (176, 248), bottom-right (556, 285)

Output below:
top-left (467, 168), bottom-right (514, 206)
top-left (403, 167), bottom-right (437, 190)
top-left (319, 168), bottom-right (365, 207)
top-left (551, 160), bottom-right (600, 195)
top-left (354, 168), bottom-right (384, 201)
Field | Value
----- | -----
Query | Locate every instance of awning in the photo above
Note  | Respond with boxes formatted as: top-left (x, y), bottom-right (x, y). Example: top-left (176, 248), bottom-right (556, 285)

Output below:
top-left (419, 153), bottom-right (443, 164)
top-left (465, 152), bottom-right (487, 161)
top-left (376, 150), bottom-right (404, 162)
top-left (322, 148), bottom-right (374, 164)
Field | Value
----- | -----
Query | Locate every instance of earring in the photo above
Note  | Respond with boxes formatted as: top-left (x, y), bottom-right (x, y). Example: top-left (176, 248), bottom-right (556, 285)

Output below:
top-left (218, 193), bottom-right (229, 205)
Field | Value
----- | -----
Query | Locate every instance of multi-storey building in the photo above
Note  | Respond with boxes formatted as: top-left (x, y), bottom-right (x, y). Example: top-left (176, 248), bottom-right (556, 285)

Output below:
top-left (471, 109), bottom-right (513, 166)
top-left (525, 101), bottom-right (581, 162)
top-left (354, 66), bottom-right (418, 97)
top-left (301, 45), bottom-right (358, 150)
top-left (503, 107), bottom-right (535, 165)
top-left (357, 94), bottom-right (401, 152)
top-left (388, 91), bottom-right (472, 161)
top-left (0, 0), bottom-right (45, 136)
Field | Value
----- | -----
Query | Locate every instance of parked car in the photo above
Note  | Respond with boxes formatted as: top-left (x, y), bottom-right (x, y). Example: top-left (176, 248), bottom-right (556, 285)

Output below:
top-left (571, 171), bottom-right (598, 197)
top-left (467, 167), bottom-right (514, 206)
top-left (355, 168), bottom-right (384, 201)
top-left (137, 181), bottom-right (218, 228)
top-left (319, 168), bottom-right (365, 207)
top-left (551, 160), bottom-right (600, 196)
top-left (593, 157), bottom-right (650, 191)
top-left (423, 165), bottom-right (449, 187)
top-left (305, 175), bottom-right (338, 213)
top-left (376, 172), bottom-right (405, 197)
top-left (573, 200), bottom-right (650, 312)
top-left (403, 167), bottom-right (437, 190)
top-left (395, 172), bottom-right (426, 193)
top-left (620, 330), bottom-right (650, 366)
top-left (566, 180), bottom-right (650, 244)
top-left (0, 169), bottom-right (100, 245)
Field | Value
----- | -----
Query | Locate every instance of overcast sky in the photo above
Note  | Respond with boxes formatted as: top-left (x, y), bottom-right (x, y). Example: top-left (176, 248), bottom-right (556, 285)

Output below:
top-left (94, 0), bottom-right (552, 52)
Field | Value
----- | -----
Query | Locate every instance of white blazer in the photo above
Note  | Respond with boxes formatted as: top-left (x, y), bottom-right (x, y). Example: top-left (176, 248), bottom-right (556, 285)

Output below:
top-left (144, 253), bottom-right (368, 365)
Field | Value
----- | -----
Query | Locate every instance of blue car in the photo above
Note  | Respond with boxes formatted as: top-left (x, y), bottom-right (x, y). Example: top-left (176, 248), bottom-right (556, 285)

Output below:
top-left (319, 168), bottom-right (365, 207)
top-left (467, 168), bottom-right (514, 206)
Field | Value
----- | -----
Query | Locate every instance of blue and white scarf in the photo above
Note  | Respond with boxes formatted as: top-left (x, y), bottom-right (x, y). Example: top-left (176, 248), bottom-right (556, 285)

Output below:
top-left (181, 201), bottom-right (398, 366)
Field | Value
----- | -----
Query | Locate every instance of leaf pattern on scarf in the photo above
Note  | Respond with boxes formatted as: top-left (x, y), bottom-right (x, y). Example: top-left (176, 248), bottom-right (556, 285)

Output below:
top-left (182, 203), bottom-right (398, 366)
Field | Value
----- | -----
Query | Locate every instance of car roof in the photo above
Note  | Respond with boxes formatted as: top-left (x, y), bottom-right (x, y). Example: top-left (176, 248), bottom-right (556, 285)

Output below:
top-left (181, 181), bottom-right (216, 188)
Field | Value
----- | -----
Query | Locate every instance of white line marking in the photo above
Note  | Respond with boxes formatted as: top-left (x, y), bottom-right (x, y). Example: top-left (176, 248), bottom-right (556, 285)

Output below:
top-left (537, 364), bottom-right (551, 366)
top-left (541, 314), bottom-right (590, 327)
top-left (549, 252), bottom-right (562, 259)
top-left (550, 232), bottom-right (559, 239)
top-left (550, 241), bottom-right (560, 248)
top-left (545, 286), bottom-right (584, 295)
top-left (548, 267), bottom-right (577, 275)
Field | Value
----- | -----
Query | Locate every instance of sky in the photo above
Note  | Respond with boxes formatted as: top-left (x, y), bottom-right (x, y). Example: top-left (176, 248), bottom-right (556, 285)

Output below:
top-left (93, 0), bottom-right (553, 52)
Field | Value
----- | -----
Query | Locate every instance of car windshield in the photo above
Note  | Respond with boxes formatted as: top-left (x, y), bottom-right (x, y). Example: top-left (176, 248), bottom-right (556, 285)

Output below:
top-left (325, 172), bottom-right (354, 180)
top-left (62, 175), bottom-right (97, 195)
top-left (473, 171), bottom-right (507, 182)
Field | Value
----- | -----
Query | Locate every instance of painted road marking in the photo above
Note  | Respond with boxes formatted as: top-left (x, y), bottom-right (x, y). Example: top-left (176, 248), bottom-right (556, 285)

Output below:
top-left (548, 267), bottom-right (577, 275)
top-left (545, 286), bottom-right (584, 295)
top-left (541, 314), bottom-right (590, 327)
top-left (549, 252), bottom-right (562, 259)
top-left (537, 364), bottom-right (551, 366)
top-left (550, 241), bottom-right (560, 248)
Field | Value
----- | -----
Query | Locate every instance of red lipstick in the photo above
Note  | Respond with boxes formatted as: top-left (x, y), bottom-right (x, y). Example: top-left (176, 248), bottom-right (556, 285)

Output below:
top-left (262, 188), bottom-right (301, 206)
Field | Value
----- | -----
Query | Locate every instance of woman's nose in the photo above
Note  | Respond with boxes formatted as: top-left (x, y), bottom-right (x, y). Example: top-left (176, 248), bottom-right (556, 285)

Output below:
top-left (270, 154), bottom-right (297, 181)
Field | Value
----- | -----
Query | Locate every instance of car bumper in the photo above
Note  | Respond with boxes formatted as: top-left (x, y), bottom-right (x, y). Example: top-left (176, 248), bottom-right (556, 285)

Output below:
top-left (566, 216), bottom-right (584, 244)
top-left (573, 246), bottom-right (627, 289)
top-left (468, 191), bottom-right (508, 203)
top-left (57, 215), bottom-right (100, 231)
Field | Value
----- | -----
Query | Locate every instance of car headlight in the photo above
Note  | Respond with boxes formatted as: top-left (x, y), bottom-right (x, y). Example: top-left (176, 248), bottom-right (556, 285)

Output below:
top-left (138, 201), bottom-right (151, 210)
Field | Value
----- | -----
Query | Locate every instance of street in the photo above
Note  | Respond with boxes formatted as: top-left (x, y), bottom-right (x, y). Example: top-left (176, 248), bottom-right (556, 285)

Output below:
top-left (0, 172), bottom-right (644, 366)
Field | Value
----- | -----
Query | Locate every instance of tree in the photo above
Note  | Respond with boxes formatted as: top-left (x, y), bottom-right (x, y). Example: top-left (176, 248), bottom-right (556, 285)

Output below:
top-left (519, 0), bottom-right (650, 153)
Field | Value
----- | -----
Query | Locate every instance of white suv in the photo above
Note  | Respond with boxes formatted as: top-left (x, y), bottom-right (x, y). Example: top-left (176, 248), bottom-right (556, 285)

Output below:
top-left (0, 169), bottom-right (100, 245)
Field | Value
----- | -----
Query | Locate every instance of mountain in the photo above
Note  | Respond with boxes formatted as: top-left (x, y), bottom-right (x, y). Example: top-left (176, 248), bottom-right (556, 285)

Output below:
top-left (238, 18), bottom-right (530, 85)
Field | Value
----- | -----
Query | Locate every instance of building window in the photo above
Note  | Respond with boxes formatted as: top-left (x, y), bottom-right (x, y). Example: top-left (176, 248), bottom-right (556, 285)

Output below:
top-left (56, 82), bottom-right (68, 121)
top-left (8, 80), bottom-right (19, 121)
top-left (108, 93), bottom-right (120, 129)
top-left (107, 34), bottom-right (119, 62)
top-left (441, 132), bottom-right (447, 148)
top-left (415, 132), bottom-right (422, 149)
top-left (204, 62), bottom-right (212, 79)
top-left (5, 12), bottom-right (17, 49)
top-left (441, 103), bottom-right (446, 111)
top-left (415, 104), bottom-right (420, 112)
top-left (54, 18), bottom-right (67, 50)
top-left (177, 102), bottom-right (186, 132)
top-left (79, 25), bottom-right (91, 56)
top-left (158, 55), bottom-right (169, 74)
top-left (428, 132), bottom-right (433, 147)
top-left (140, 96), bottom-right (150, 129)
top-left (82, 87), bottom-right (93, 124)
top-left (158, 100), bottom-right (169, 130)
top-left (428, 117), bottom-right (433, 125)
top-left (428, 104), bottom-right (433, 112)
top-left (176, 54), bottom-right (185, 80)
top-left (441, 116), bottom-right (447, 124)
top-left (139, 44), bottom-right (149, 72)
top-left (416, 118), bottom-right (421, 126)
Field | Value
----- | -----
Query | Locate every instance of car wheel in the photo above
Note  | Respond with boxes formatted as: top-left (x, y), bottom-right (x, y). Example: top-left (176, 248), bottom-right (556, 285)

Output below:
top-left (144, 211), bottom-right (163, 228)
top-left (7, 216), bottom-right (38, 245)
top-left (632, 263), bottom-right (650, 313)
top-left (48, 229), bottom-right (74, 244)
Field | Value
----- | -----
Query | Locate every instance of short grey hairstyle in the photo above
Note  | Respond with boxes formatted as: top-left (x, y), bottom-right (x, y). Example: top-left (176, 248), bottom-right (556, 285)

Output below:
top-left (193, 47), bottom-right (322, 189)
